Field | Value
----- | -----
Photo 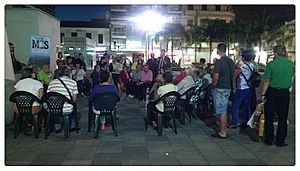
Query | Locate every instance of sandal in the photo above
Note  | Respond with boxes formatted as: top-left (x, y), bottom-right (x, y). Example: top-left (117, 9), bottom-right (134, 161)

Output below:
top-left (211, 133), bottom-right (227, 139)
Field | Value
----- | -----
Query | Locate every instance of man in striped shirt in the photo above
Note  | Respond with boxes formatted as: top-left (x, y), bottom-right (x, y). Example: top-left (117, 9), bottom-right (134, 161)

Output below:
top-left (47, 66), bottom-right (78, 132)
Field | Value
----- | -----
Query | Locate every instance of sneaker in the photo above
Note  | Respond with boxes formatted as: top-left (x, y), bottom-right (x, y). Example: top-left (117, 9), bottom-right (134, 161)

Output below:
top-left (227, 125), bottom-right (237, 129)
top-left (128, 94), bottom-right (134, 99)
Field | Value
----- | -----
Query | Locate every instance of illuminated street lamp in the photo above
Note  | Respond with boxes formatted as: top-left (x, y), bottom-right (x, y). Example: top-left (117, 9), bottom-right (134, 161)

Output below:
top-left (133, 10), bottom-right (168, 60)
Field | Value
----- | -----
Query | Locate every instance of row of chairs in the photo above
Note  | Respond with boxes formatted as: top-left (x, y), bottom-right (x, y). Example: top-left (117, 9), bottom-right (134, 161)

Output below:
top-left (9, 91), bottom-right (120, 140)
top-left (144, 84), bottom-right (213, 136)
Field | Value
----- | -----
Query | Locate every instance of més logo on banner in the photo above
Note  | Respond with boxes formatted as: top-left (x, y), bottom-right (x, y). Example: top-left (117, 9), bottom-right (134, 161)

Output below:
top-left (29, 35), bottom-right (51, 69)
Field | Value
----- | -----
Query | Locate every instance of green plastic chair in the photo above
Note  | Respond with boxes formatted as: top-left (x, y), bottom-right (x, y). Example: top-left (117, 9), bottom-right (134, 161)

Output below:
top-left (89, 92), bottom-right (120, 138)
top-left (41, 92), bottom-right (78, 140)
top-left (9, 91), bottom-right (42, 139)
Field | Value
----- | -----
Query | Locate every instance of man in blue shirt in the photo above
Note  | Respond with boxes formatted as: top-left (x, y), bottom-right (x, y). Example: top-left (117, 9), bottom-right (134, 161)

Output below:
top-left (88, 71), bottom-right (119, 130)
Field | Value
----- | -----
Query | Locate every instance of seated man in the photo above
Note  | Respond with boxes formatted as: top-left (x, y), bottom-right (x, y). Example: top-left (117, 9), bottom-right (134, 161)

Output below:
top-left (37, 64), bottom-right (54, 95)
top-left (177, 68), bottom-right (195, 99)
top-left (13, 68), bottom-right (44, 128)
top-left (47, 66), bottom-right (78, 132)
top-left (88, 70), bottom-right (119, 130)
top-left (147, 71), bottom-right (178, 128)
top-left (138, 64), bottom-right (153, 101)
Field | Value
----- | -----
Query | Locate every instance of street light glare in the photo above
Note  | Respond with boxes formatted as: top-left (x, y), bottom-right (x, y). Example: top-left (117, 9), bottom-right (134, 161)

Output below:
top-left (133, 10), bottom-right (168, 32)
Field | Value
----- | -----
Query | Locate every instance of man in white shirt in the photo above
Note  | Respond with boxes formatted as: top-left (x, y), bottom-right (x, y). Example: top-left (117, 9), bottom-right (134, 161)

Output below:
top-left (14, 68), bottom-right (44, 114)
top-left (147, 71), bottom-right (177, 128)
top-left (48, 67), bottom-right (78, 132)
top-left (177, 68), bottom-right (195, 99)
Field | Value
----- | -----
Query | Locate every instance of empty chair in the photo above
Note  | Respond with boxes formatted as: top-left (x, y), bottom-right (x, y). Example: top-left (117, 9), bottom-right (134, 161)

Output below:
top-left (41, 92), bottom-right (79, 139)
top-left (89, 92), bottom-right (120, 138)
top-left (9, 91), bottom-right (42, 138)
top-left (145, 91), bottom-right (180, 136)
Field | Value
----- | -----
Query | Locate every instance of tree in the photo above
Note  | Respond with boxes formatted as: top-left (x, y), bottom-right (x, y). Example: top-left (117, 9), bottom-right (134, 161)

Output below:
top-left (186, 25), bottom-right (207, 62)
top-left (154, 23), bottom-right (187, 61)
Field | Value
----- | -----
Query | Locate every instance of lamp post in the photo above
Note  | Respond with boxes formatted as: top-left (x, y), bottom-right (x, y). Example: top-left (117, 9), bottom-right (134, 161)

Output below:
top-left (133, 10), bottom-right (168, 61)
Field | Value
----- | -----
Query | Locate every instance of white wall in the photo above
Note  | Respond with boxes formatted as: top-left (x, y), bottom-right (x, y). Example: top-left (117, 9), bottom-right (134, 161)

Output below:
top-left (38, 11), bottom-right (61, 71)
top-left (5, 7), bottom-right (60, 71)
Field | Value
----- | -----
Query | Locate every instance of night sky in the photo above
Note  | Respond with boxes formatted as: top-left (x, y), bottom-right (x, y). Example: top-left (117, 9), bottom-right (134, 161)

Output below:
top-left (55, 5), bottom-right (295, 26)
top-left (55, 5), bottom-right (110, 21)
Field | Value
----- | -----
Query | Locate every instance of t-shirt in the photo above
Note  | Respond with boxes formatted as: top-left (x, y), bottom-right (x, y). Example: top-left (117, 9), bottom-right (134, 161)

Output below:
top-left (140, 70), bottom-right (153, 82)
top-left (177, 75), bottom-right (195, 98)
top-left (131, 70), bottom-right (140, 80)
top-left (263, 57), bottom-right (295, 89)
top-left (156, 84), bottom-right (178, 112)
top-left (88, 84), bottom-right (119, 110)
top-left (37, 70), bottom-right (53, 85)
top-left (213, 56), bottom-right (235, 89)
top-left (72, 69), bottom-right (85, 81)
top-left (47, 76), bottom-right (78, 113)
top-left (236, 62), bottom-right (254, 90)
top-left (14, 78), bottom-right (43, 106)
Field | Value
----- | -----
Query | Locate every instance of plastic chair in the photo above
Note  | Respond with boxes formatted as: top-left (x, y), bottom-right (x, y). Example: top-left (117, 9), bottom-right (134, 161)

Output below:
top-left (41, 92), bottom-right (79, 140)
top-left (144, 91), bottom-right (180, 136)
top-left (197, 84), bottom-right (213, 117)
top-left (177, 87), bottom-right (196, 124)
top-left (9, 91), bottom-right (42, 139)
top-left (89, 92), bottom-right (120, 138)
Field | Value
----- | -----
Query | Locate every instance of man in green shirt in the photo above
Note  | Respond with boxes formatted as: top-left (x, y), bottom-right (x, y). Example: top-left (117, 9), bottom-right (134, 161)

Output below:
top-left (37, 64), bottom-right (53, 94)
top-left (261, 45), bottom-right (295, 147)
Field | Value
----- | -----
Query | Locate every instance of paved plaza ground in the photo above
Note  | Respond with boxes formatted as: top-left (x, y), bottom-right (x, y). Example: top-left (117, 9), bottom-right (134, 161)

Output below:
top-left (5, 93), bottom-right (295, 166)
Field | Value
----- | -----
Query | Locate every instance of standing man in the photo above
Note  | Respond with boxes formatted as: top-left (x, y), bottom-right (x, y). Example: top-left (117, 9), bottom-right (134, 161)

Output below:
top-left (147, 53), bottom-right (158, 88)
top-left (261, 45), bottom-right (295, 146)
top-left (157, 49), bottom-right (171, 70)
top-left (211, 43), bottom-right (235, 139)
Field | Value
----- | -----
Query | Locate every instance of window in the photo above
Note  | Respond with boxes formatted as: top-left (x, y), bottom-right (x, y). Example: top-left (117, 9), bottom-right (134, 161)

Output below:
top-left (289, 29), bottom-right (295, 34)
top-left (187, 5), bottom-right (193, 10)
top-left (202, 5), bottom-right (207, 11)
top-left (60, 33), bottom-right (65, 42)
top-left (71, 32), bottom-right (77, 37)
top-left (86, 33), bottom-right (92, 39)
top-left (98, 34), bottom-right (103, 44)
top-left (187, 20), bottom-right (193, 27)
top-left (216, 5), bottom-right (221, 11)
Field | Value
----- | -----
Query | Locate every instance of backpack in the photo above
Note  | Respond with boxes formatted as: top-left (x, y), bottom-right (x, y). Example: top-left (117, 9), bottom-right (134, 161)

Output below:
top-left (241, 63), bottom-right (262, 88)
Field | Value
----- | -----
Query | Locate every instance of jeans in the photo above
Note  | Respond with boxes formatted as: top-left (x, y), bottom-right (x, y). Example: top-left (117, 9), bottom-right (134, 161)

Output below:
top-left (231, 88), bottom-right (251, 126)
top-left (76, 80), bottom-right (84, 94)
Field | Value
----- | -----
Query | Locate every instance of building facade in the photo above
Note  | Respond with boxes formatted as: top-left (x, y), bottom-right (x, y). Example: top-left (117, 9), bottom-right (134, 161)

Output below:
top-left (109, 5), bottom-right (235, 64)
top-left (60, 20), bottom-right (110, 68)
top-left (181, 5), bottom-right (235, 64)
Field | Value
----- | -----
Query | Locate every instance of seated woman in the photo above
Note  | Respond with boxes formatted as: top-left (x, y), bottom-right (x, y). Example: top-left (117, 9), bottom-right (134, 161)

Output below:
top-left (90, 64), bottom-right (101, 89)
top-left (149, 67), bottom-right (165, 97)
top-left (147, 71), bottom-right (178, 128)
top-left (119, 65), bottom-right (132, 97)
top-left (13, 68), bottom-right (44, 127)
top-left (88, 71), bottom-right (119, 130)
top-left (130, 64), bottom-right (142, 99)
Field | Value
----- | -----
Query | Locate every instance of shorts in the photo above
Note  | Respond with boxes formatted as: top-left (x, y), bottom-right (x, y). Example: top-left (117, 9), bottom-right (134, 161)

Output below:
top-left (213, 88), bottom-right (231, 115)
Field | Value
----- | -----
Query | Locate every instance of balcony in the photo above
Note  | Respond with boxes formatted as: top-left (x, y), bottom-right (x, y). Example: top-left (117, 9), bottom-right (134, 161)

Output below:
top-left (197, 10), bottom-right (235, 19)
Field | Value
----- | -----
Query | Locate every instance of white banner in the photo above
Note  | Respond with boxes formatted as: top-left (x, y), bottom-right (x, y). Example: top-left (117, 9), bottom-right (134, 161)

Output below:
top-left (28, 35), bottom-right (50, 68)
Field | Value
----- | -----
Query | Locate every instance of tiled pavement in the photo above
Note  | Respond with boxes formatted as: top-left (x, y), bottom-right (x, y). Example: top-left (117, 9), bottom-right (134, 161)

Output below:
top-left (5, 93), bottom-right (295, 166)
